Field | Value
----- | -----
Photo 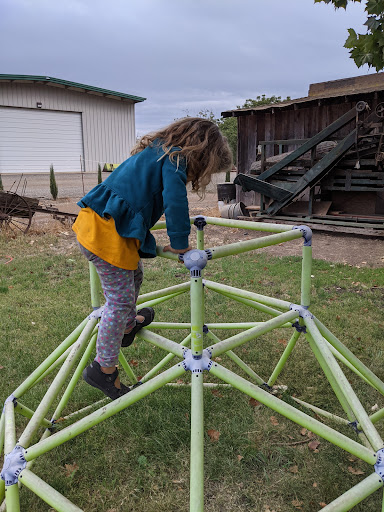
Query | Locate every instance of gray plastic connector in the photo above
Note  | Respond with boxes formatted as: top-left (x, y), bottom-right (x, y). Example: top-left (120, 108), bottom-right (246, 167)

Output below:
top-left (2, 394), bottom-right (16, 414)
top-left (292, 225), bottom-right (313, 246)
top-left (89, 306), bottom-right (104, 319)
top-left (290, 303), bottom-right (313, 319)
top-left (375, 448), bottom-right (384, 479)
top-left (182, 348), bottom-right (213, 373)
top-left (183, 249), bottom-right (208, 277)
top-left (1, 445), bottom-right (26, 486)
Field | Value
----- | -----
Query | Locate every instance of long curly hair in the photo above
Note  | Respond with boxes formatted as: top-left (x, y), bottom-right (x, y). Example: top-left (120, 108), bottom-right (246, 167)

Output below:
top-left (131, 117), bottom-right (233, 195)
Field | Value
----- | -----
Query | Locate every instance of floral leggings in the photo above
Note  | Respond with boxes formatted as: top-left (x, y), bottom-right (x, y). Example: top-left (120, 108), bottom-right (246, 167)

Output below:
top-left (78, 244), bottom-right (143, 367)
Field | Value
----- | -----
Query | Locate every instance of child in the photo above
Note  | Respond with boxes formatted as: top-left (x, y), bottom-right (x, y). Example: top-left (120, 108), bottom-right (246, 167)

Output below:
top-left (73, 117), bottom-right (232, 400)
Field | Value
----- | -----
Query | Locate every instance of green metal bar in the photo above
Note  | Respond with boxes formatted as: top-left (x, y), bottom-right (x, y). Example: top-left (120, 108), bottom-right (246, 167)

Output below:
top-left (4, 484), bottom-right (20, 512)
top-left (18, 469), bottom-right (82, 512)
top-left (0, 480), bottom-right (4, 508)
top-left (89, 262), bottom-right (102, 309)
top-left (208, 229), bottom-right (302, 260)
top-left (4, 400), bottom-right (20, 511)
top-left (370, 407), bottom-right (384, 426)
top-left (189, 274), bottom-right (205, 511)
top-left (137, 282), bottom-right (190, 305)
top-left (52, 334), bottom-right (97, 420)
top-left (137, 291), bottom-right (187, 310)
top-left (209, 362), bottom-right (377, 464)
top-left (196, 227), bottom-right (204, 250)
top-left (118, 350), bottom-right (137, 384)
top-left (206, 330), bottom-right (265, 385)
top-left (204, 216), bottom-right (294, 232)
top-left (209, 310), bottom-right (299, 358)
top-left (141, 335), bottom-right (191, 383)
top-left (24, 363), bottom-right (186, 461)
top-left (315, 317), bottom-right (384, 395)
top-left (326, 341), bottom-right (374, 389)
top-left (12, 318), bottom-right (88, 398)
top-left (305, 317), bottom-right (384, 451)
top-left (204, 279), bottom-right (291, 310)
top-left (208, 288), bottom-right (286, 318)
top-left (320, 472), bottom-right (383, 511)
top-left (156, 246), bottom-right (180, 260)
top-left (0, 410), bottom-right (5, 458)
top-left (301, 245), bottom-right (312, 307)
top-left (137, 330), bottom-right (186, 358)
top-left (33, 347), bottom-right (72, 387)
top-left (18, 318), bottom-right (98, 449)
top-left (305, 332), bottom-right (355, 421)
top-left (190, 371), bottom-right (204, 512)
top-left (291, 397), bottom-right (350, 425)
top-left (14, 402), bottom-right (52, 429)
top-left (267, 330), bottom-right (300, 386)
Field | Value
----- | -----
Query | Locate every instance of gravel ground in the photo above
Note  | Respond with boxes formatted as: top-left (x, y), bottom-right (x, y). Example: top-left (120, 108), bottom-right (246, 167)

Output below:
top-left (2, 172), bottom-right (383, 268)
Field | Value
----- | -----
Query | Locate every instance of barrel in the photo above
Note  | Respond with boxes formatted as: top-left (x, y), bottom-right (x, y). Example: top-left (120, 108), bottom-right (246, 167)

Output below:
top-left (220, 202), bottom-right (249, 219)
top-left (216, 183), bottom-right (236, 203)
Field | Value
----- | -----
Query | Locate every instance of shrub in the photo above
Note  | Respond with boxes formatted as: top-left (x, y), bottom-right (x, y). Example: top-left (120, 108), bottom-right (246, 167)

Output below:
top-left (0, 173), bottom-right (3, 191)
top-left (49, 164), bottom-right (58, 200)
top-left (97, 163), bottom-right (102, 184)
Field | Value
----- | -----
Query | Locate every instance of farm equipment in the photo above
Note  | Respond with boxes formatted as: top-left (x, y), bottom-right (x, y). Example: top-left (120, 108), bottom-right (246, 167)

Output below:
top-left (234, 101), bottom-right (384, 231)
top-left (0, 191), bottom-right (78, 234)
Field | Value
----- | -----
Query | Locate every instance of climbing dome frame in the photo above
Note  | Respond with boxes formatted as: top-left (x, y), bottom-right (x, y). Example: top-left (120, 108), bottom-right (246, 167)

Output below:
top-left (1, 216), bottom-right (384, 512)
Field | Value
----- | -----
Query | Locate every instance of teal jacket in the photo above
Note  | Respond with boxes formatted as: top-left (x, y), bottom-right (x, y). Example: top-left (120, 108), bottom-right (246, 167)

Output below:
top-left (78, 143), bottom-right (191, 258)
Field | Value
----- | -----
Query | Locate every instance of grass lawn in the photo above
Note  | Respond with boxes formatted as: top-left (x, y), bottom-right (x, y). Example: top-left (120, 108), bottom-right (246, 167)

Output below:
top-left (1, 229), bottom-right (384, 512)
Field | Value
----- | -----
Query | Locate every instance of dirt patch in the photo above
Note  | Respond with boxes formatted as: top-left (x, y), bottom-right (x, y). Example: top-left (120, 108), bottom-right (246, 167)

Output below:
top-left (25, 190), bottom-right (384, 268)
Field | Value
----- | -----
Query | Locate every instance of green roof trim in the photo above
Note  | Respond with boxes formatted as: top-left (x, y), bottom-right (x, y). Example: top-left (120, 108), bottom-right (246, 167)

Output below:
top-left (0, 74), bottom-right (146, 102)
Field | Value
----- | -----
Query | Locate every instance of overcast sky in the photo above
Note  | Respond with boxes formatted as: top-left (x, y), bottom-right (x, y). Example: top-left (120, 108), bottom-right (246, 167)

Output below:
top-left (1, 0), bottom-right (373, 136)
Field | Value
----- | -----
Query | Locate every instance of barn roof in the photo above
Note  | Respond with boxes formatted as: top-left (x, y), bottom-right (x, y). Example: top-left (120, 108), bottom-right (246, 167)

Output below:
top-left (0, 74), bottom-right (146, 103)
top-left (222, 72), bottom-right (384, 117)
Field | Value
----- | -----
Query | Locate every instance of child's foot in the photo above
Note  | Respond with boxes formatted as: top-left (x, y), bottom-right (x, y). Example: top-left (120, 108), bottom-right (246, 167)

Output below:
top-left (121, 307), bottom-right (155, 347)
top-left (83, 361), bottom-right (130, 400)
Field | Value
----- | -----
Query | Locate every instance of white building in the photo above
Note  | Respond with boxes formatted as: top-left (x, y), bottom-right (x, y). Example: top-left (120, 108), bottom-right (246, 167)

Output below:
top-left (0, 74), bottom-right (146, 173)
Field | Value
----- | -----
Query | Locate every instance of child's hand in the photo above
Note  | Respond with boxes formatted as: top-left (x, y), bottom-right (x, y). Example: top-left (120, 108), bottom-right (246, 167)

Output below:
top-left (163, 245), bottom-right (192, 254)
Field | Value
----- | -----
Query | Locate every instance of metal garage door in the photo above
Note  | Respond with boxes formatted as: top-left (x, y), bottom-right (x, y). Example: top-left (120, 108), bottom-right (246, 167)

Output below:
top-left (0, 107), bottom-right (84, 173)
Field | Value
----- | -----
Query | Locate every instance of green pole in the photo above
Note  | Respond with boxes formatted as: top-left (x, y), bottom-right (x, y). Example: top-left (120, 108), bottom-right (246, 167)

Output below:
top-left (4, 400), bottom-right (20, 512)
top-left (118, 351), bottom-right (137, 384)
top-left (196, 226), bottom-right (204, 250)
top-left (301, 245), bottom-right (312, 307)
top-left (209, 229), bottom-right (302, 260)
top-left (208, 288), bottom-right (285, 318)
top-left (137, 282), bottom-right (190, 304)
top-left (204, 216), bottom-right (294, 232)
top-left (209, 310), bottom-right (299, 358)
top-left (204, 280), bottom-right (291, 310)
top-left (137, 330), bottom-right (186, 358)
top-left (267, 330), bottom-right (300, 386)
top-left (52, 335), bottom-right (97, 420)
top-left (315, 317), bottom-right (384, 395)
top-left (12, 319), bottom-right (88, 398)
top-left (189, 274), bottom-right (205, 512)
top-left (89, 262), bottom-right (102, 309)
top-left (320, 473), bottom-right (383, 511)
top-left (370, 408), bottom-right (384, 426)
top-left (305, 332), bottom-right (355, 421)
top-left (291, 397), bottom-right (351, 425)
top-left (206, 331), bottom-right (265, 385)
top-left (14, 403), bottom-right (52, 428)
top-left (18, 318), bottom-right (98, 449)
top-left (24, 363), bottom-right (186, 462)
top-left (305, 317), bottom-right (384, 451)
top-left (141, 335), bottom-right (191, 383)
top-left (18, 469), bottom-right (82, 512)
top-left (209, 362), bottom-right (377, 465)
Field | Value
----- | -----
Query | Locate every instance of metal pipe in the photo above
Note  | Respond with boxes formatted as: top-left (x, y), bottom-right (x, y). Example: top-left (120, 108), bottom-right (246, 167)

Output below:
top-left (268, 330), bottom-right (300, 386)
top-left (204, 216), bottom-right (294, 232)
top-left (209, 310), bottom-right (299, 358)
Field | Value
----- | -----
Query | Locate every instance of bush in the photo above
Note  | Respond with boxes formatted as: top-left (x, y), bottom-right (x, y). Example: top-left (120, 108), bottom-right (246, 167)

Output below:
top-left (0, 173), bottom-right (3, 191)
top-left (49, 164), bottom-right (58, 200)
top-left (97, 163), bottom-right (102, 184)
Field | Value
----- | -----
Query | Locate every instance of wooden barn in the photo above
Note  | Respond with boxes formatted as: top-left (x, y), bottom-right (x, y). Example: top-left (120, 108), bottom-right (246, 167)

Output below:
top-left (222, 73), bottom-right (384, 233)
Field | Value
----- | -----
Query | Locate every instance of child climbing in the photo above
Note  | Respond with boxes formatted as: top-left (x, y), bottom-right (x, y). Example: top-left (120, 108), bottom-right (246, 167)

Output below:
top-left (72, 117), bottom-right (233, 400)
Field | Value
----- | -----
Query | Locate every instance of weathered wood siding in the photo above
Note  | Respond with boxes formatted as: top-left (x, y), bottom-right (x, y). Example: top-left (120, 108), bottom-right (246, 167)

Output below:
top-left (0, 82), bottom-right (136, 172)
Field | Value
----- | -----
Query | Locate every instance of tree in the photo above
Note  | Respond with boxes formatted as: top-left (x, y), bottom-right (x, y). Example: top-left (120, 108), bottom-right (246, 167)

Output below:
top-left (315, 0), bottom-right (384, 71)
top-left (49, 164), bottom-right (58, 200)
